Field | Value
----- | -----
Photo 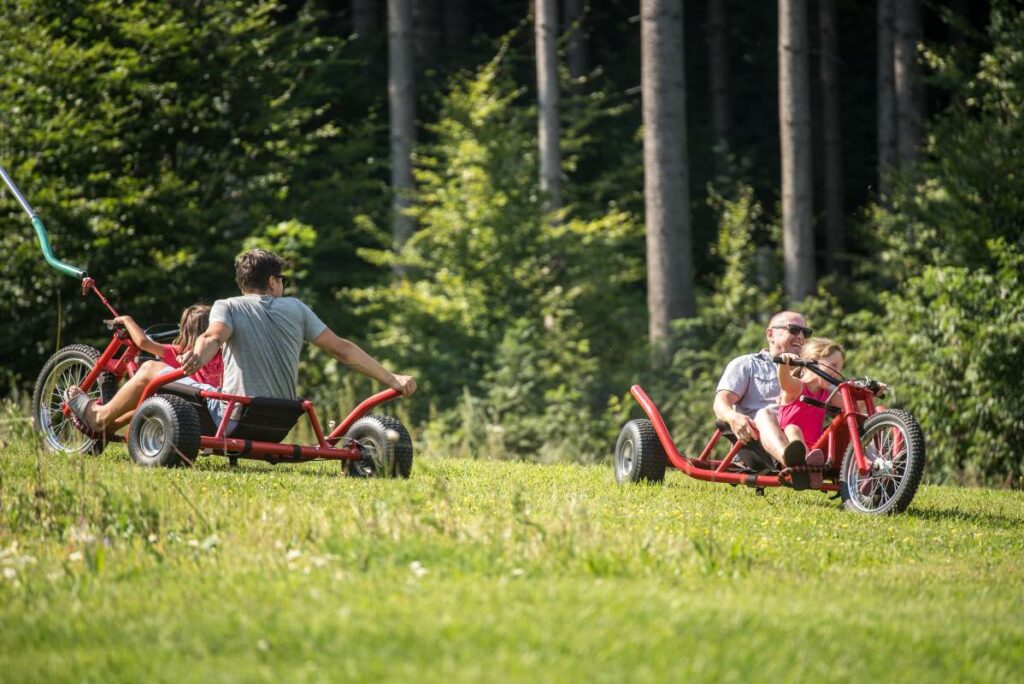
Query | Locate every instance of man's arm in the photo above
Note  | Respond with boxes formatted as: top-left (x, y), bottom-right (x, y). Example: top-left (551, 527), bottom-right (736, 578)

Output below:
top-left (713, 390), bottom-right (758, 443)
top-left (178, 321), bottom-right (231, 375)
top-left (311, 329), bottom-right (417, 396)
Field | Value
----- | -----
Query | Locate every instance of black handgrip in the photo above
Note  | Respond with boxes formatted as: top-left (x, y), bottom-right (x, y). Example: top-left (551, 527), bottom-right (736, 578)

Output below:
top-left (772, 355), bottom-right (810, 368)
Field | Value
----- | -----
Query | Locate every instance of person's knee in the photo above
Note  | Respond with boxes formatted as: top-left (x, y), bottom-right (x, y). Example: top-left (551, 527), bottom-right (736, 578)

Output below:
top-left (754, 407), bottom-right (777, 425)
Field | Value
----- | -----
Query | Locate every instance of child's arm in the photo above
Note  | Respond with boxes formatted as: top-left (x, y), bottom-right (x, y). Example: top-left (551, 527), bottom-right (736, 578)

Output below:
top-left (111, 315), bottom-right (164, 357)
top-left (776, 353), bottom-right (805, 404)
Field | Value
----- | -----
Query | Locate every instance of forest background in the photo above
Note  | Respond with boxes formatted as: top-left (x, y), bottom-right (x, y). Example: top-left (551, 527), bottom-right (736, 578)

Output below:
top-left (0, 0), bottom-right (1021, 484)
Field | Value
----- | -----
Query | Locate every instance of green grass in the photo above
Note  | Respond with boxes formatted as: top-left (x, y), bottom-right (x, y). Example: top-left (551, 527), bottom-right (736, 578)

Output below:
top-left (1, 441), bottom-right (1022, 682)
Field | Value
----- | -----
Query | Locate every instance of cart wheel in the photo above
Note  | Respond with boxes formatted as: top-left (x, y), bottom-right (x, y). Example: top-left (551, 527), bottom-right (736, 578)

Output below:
top-left (839, 409), bottom-right (925, 515)
top-left (32, 344), bottom-right (118, 455)
top-left (614, 419), bottom-right (667, 484)
top-left (127, 395), bottom-right (201, 468)
top-left (345, 415), bottom-right (414, 479)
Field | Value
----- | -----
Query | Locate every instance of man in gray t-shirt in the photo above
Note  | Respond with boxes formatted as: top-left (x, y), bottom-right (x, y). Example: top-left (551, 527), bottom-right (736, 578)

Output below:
top-left (179, 248), bottom-right (416, 408)
top-left (713, 311), bottom-right (810, 469)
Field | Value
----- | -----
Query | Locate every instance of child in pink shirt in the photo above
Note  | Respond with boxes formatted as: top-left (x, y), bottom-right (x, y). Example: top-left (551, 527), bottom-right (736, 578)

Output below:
top-left (112, 304), bottom-right (223, 386)
top-left (776, 337), bottom-right (846, 488)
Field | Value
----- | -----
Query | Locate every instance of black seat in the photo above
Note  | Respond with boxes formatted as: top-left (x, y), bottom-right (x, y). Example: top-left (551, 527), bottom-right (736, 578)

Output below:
top-left (714, 420), bottom-right (778, 473)
top-left (157, 382), bottom-right (305, 442)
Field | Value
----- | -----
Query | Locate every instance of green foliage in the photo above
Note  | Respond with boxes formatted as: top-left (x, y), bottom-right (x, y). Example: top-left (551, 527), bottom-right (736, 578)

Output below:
top-left (350, 47), bottom-right (646, 461)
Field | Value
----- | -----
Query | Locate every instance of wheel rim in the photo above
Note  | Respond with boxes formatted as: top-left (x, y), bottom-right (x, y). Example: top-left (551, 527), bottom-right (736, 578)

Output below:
top-left (38, 357), bottom-right (102, 453)
top-left (352, 437), bottom-right (389, 477)
top-left (844, 418), bottom-right (911, 513)
top-left (137, 414), bottom-right (168, 459)
top-left (616, 438), bottom-right (635, 478)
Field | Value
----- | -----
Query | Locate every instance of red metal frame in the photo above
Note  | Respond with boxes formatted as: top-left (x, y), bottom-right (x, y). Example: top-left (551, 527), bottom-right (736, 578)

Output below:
top-left (630, 380), bottom-right (880, 491)
top-left (137, 368), bottom-right (401, 465)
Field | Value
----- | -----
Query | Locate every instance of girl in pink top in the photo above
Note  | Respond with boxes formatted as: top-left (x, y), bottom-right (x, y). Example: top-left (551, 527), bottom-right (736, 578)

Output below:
top-left (112, 304), bottom-right (223, 386)
top-left (776, 338), bottom-right (846, 487)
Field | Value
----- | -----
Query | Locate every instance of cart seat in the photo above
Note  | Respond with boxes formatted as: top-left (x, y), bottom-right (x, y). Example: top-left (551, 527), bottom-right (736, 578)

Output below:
top-left (157, 382), bottom-right (305, 443)
top-left (714, 420), bottom-right (778, 474)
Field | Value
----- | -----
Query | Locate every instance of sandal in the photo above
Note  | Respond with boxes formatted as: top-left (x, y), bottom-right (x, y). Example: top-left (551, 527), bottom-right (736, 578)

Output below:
top-left (783, 441), bottom-right (810, 490)
top-left (805, 448), bottom-right (825, 489)
top-left (64, 388), bottom-right (100, 439)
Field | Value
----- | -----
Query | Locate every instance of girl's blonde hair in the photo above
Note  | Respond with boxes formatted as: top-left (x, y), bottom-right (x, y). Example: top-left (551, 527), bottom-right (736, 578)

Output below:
top-left (173, 304), bottom-right (211, 353)
top-left (797, 337), bottom-right (845, 377)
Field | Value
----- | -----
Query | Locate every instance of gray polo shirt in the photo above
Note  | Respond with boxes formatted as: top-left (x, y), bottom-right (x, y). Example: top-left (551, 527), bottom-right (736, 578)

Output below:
top-left (716, 349), bottom-right (779, 419)
top-left (210, 294), bottom-right (327, 400)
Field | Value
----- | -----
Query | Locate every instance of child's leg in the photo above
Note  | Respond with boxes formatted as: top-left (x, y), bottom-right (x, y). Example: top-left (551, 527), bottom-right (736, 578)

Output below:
top-left (784, 424), bottom-right (804, 445)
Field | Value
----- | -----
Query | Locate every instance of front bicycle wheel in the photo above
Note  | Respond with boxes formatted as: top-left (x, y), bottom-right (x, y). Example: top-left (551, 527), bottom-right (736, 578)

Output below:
top-left (31, 345), bottom-right (117, 454)
top-left (839, 409), bottom-right (925, 515)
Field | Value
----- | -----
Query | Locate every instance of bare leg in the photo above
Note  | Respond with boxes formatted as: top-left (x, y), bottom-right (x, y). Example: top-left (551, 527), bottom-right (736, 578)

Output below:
top-left (755, 408), bottom-right (789, 467)
top-left (68, 362), bottom-right (169, 432)
top-left (784, 424), bottom-right (804, 445)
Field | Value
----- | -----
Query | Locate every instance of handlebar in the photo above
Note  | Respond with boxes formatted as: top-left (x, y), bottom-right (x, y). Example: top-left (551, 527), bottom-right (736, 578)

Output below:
top-left (773, 356), bottom-right (887, 398)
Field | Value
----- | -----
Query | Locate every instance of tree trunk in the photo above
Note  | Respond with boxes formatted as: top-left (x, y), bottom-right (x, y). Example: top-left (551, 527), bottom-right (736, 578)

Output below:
top-left (876, 0), bottom-right (897, 197)
top-left (414, 0), bottom-right (441, 72)
top-left (893, 0), bottom-right (921, 170)
top-left (353, 0), bottom-right (379, 39)
top-left (563, 0), bottom-right (588, 84)
top-left (707, 0), bottom-right (731, 178)
top-left (388, 0), bottom-right (416, 266)
top-left (779, 0), bottom-right (814, 302)
top-left (641, 0), bottom-right (695, 344)
top-left (535, 0), bottom-right (562, 213)
top-left (443, 0), bottom-right (469, 46)
top-left (819, 0), bottom-right (844, 274)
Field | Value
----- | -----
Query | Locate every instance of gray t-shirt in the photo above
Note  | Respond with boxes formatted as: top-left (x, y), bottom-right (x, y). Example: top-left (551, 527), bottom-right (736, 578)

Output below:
top-left (210, 295), bottom-right (327, 400)
top-left (716, 349), bottom-right (779, 419)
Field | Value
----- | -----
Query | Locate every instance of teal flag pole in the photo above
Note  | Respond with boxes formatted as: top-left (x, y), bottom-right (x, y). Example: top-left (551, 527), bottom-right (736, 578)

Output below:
top-left (0, 163), bottom-right (86, 279)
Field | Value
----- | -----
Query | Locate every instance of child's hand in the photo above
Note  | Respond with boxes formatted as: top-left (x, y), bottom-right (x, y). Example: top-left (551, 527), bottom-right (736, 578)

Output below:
top-left (111, 315), bottom-right (134, 326)
top-left (874, 382), bottom-right (889, 398)
top-left (777, 352), bottom-right (799, 366)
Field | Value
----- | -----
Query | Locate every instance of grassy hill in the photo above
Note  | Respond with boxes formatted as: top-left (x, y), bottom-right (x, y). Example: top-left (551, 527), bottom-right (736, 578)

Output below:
top-left (1, 442), bottom-right (1022, 682)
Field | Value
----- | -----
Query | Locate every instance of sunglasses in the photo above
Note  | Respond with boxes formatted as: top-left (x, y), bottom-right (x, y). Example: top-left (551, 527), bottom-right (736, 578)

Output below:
top-left (772, 323), bottom-right (813, 338)
top-left (275, 274), bottom-right (291, 288)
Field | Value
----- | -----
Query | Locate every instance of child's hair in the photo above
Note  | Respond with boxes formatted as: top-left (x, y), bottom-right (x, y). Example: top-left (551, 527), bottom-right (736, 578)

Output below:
top-left (173, 304), bottom-right (211, 353)
top-left (797, 337), bottom-right (845, 377)
top-left (800, 337), bottom-right (845, 362)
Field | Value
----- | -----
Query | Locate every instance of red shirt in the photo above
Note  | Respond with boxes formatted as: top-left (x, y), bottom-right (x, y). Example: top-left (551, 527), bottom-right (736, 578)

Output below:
top-left (161, 344), bottom-right (224, 387)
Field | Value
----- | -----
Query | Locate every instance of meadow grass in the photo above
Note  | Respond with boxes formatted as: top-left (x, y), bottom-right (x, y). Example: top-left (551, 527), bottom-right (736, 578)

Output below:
top-left (1, 440), bottom-right (1022, 682)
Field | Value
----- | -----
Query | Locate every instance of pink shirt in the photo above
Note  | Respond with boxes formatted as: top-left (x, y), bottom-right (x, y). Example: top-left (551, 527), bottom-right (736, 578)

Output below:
top-left (161, 344), bottom-right (224, 387)
top-left (778, 384), bottom-right (831, 447)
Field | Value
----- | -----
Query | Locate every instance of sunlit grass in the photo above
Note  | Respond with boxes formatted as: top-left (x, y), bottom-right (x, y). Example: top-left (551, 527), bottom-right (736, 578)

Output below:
top-left (1, 441), bottom-right (1022, 682)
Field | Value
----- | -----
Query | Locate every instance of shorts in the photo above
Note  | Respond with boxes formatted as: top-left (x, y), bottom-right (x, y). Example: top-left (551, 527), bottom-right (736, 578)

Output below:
top-left (158, 368), bottom-right (238, 435)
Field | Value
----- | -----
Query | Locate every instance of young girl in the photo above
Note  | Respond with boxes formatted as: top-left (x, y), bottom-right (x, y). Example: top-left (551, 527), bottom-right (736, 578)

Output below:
top-left (112, 304), bottom-right (223, 386)
top-left (776, 337), bottom-right (846, 488)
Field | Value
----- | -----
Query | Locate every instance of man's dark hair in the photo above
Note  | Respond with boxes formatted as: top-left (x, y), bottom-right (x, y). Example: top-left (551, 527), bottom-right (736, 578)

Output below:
top-left (234, 248), bottom-right (287, 293)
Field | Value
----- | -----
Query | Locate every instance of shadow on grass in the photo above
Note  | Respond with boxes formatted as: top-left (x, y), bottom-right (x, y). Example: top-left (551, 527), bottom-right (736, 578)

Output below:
top-left (905, 505), bottom-right (1024, 530)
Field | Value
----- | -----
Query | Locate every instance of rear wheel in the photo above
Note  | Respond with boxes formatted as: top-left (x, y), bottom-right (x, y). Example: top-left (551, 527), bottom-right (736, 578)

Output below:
top-left (614, 419), bottom-right (667, 484)
top-left (32, 345), bottom-right (118, 455)
top-left (344, 415), bottom-right (414, 479)
top-left (839, 409), bottom-right (925, 515)
top-left (127, 395), bottom-right (201, 468)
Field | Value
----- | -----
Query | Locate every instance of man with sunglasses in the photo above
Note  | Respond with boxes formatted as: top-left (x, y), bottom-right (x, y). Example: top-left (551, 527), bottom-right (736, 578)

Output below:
top-left (713, 311), bottom-right (812, 471)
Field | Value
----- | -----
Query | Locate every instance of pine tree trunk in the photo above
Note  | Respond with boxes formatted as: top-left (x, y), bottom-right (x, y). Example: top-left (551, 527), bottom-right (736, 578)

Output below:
top-left (819, 0), bottom-right (844, 274)
top-left (779, 0), bottom-right (815, 302)
top-left (535, 0), bottom-right (561, 213)
top-left (563, 0), bottom-right (588, 84)
top-left (388, 0), bottom-right (416, 268)
top-left (641, 0), bottom-right (695, 344)
top-left (353, 0), bottom-right (379, 39)
top-left (893, 0), bottom-right (921, 170)
top-left (707, 0), bottom-right (731, 178)
top-left (443, 0), bottom-right (468, 46)
top-left (876, 0), bottom-right (897, 197)
top-left (415, 0), bottom-right (441, 72)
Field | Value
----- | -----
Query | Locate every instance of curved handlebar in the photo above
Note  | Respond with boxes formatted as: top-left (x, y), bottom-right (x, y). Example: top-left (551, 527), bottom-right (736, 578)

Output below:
top-left (1, 163), bottom-right (87, 280)
top-left (773, 355), bottom-right (887, 397)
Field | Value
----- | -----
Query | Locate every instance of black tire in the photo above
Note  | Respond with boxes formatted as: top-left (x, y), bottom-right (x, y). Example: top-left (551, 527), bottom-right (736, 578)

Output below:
top-left (344, 415), bottom-right (414, 479)
top-left (839, 409), bottom-right (925, 515)
top-left (614, 419), bottom-right (667, 484)
top-left (127, 395), bottom-right (201, 468)
top-left (32, 344), bottom-right (118, 455)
